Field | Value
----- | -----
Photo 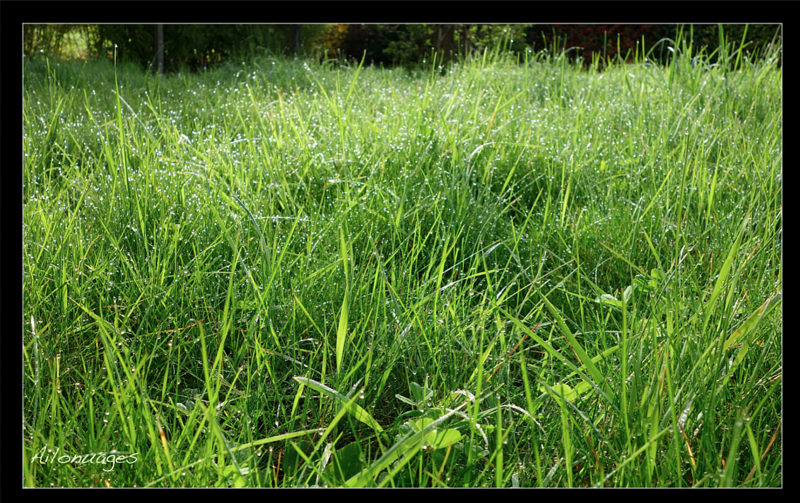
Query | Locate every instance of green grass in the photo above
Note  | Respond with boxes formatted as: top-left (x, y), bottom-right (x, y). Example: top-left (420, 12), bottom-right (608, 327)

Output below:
top-left (23, 35), bottom-right (782, 487)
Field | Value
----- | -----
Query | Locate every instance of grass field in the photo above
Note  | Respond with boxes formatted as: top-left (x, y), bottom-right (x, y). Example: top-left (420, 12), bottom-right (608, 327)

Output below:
top-left (23, 37), bottom-right (782, 487)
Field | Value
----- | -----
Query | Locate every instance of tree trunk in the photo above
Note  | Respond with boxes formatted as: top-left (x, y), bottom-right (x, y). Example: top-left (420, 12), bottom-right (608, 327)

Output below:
top-left (156, 24), bottom-right (164, 76)
top-left (460, 25), bottom-right (471, 55)
top-left (433, 24), bottom-right (456, 63)
top-left (293, 24), bottom-right (303, 55)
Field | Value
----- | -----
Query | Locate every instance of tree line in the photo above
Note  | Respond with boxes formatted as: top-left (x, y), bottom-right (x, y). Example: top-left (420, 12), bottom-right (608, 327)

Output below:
top-left (24, 24), bottom-right (781, 73)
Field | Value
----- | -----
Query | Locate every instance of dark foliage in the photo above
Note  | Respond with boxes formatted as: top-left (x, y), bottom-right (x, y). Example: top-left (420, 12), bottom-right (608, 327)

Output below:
top-left (337, 24), bottom-right (406, 67)
top-left (528, 24), bottom-right (781, 69)
top-left (336, 24), bottom-right (530, 68)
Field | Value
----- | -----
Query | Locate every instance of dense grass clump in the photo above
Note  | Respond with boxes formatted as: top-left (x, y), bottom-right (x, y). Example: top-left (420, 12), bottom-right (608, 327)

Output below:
top-left (23, 40), bottom-right (781, 487)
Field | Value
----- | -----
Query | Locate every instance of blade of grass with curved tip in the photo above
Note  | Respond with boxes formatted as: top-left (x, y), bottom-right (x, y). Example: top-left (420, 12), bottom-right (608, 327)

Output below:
top-left (497, 306), bottom-right (620, 415)
top-left (198, 401), bottom-right (246, 485)
top-left (293, 377), bottom-right (383, 434)
top-left (540, 295), bottom-right (606, 392)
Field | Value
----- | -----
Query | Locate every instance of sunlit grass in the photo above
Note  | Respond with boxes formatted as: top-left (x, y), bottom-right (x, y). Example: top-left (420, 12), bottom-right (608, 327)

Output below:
top-left (23, 33), bottom-right (781, 487)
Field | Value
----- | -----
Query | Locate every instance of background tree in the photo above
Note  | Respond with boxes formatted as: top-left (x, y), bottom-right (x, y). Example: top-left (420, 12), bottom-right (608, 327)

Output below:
top-left (293, 24), bottom-right (303, 55)
top-left (156, 24), bottom-right (164, 76)
top-left (432, 24), bottom-right (456, 63)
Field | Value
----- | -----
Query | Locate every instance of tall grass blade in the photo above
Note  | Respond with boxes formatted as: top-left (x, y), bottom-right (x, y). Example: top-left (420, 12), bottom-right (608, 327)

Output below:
top-left (702, 216), bottom-right (747, 328)
top-left (336, 296), bottom-right (349, 377)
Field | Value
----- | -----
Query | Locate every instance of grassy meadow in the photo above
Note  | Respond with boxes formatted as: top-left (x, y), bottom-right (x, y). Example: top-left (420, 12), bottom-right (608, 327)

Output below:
top-left (23, 40), bottom-right (782, 487)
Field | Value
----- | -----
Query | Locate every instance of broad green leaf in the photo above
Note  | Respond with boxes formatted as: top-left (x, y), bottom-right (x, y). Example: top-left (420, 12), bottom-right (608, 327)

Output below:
top-left (324, 441), bottom-right (364, 485)
top-left (596, 293), bottom-right (623, 309)
top-left (414, 417), bottom-right (462, 449)
top-left (574, 380), bottom-right (593, 397)
top-left (623, 285), bottom-right (634, 305)
top-left (410, 381), bottom-right (424, 403)
top-left (426, 429), bottom-right (461, 450)
top-left (394, 394), bottom-right (418, 407)
top-left (651, 268), bottom-right (665, 282)
top-left (220, 464), bottom-right (248, 488)
top-left (539, 383), bottom-right (578, 402)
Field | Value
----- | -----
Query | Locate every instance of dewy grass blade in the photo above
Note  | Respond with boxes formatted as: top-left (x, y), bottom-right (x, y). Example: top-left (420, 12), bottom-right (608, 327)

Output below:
top-left (723, 291), bottom-right (781, 352)
top-left (721, 408), bottom-right (748, 487)
top-left (336, 296), bottom-right (349, 377)
top-left (293, 377), bottom-right (383, 433)
top-left (232, 191), bottom-right (269, 260)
